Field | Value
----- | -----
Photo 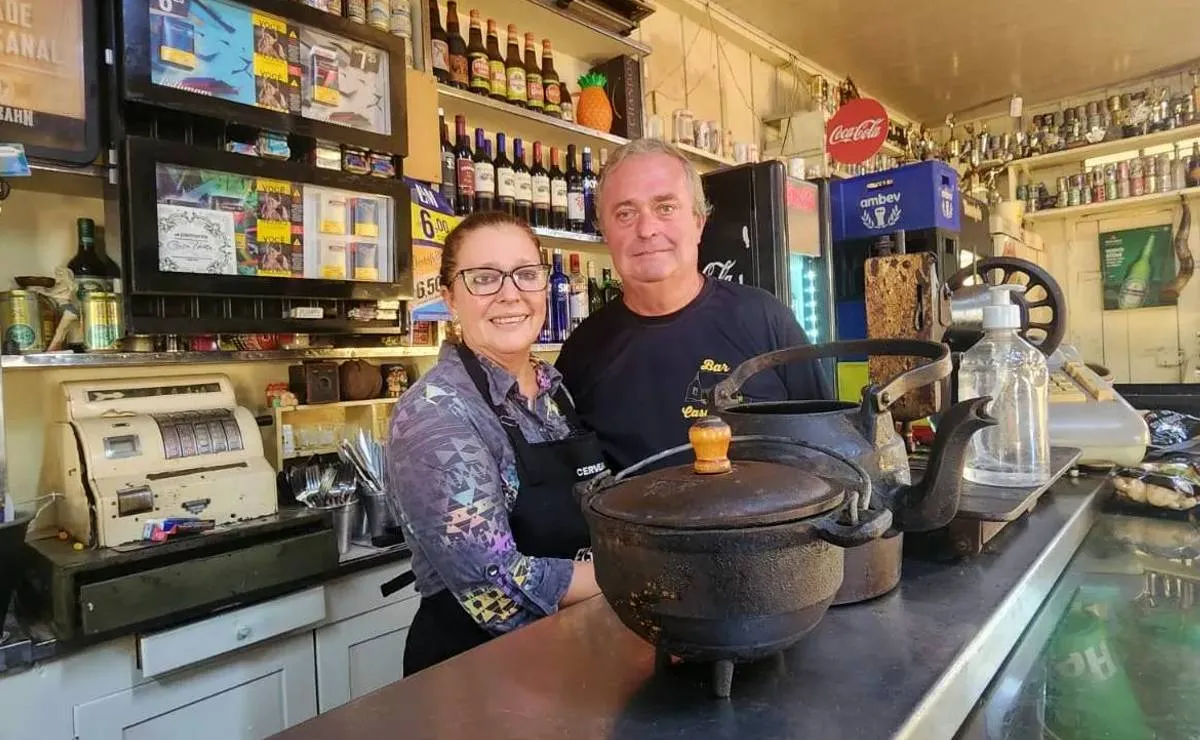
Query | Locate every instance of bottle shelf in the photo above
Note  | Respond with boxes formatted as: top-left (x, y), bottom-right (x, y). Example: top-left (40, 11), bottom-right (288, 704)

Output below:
top-left (1009, 122), bottom-right (1200, 174)
top-left (673, 142), bottom-right (738, 169)
top-left (438, 83), bottom-right (628, 151)
top-left (532, 226), bottom-right (607, 254)
top-left (1023, 184), bottom-right (1200, 223)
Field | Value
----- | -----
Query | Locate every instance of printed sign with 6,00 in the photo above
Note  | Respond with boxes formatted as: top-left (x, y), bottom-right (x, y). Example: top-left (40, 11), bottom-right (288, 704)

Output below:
top-left (409, 181), bottom-right (459, 321)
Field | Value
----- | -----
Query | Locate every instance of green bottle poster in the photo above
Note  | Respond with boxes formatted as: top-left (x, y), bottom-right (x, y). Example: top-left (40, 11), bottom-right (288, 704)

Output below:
top-left (1100, 224), bottom-right (1177, 310)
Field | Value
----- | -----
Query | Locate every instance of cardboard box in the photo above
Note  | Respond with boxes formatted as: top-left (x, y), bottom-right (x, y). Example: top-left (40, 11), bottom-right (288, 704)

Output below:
top-left (404, 68), bottom-right (440, 184)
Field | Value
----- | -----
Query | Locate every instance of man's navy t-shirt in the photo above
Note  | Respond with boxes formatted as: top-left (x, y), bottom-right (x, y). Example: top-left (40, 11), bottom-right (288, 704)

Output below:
top-left (555, 277), bottom-right (832, 472)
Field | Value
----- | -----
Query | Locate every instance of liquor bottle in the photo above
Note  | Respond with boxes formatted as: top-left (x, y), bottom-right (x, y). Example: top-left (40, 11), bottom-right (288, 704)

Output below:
top-left (1188, 142), bottom-right (1200, 188)
top-left (445, 1), bottom-right (467, 89)
top-left (513, 139), bottom-right (533, 225)
top-left (1117, 234), bottom-right (1156, 310)
top-left (538, 248), bottom-right (553, 344)
top-left (565, 144), bottom-right (584, 232)
top-left (454, 114), bottom-right (474, 216)
top-left (561, 88), bottom-right (574, 123)
top-left (541, 39), bottom-right (561, 117)
top-left (548, 146), bottom-right (567, 230)
top-left (466, 10), bottom-right (489, 96)
top-left (438, 108), bottom-right (456, 206)
top-left (567, 253), bottom-right (588, 330)
top-left (523, 32), bottom-right (543, 113)
top-left (549, 249), bottom-right (570, 342)
top-left (473, 128), bottom-right (495, 212)
top-left (581, 146), bottom-right (598, 234)
top-left (485, 19), bottom-right (506, 102)
top-left (586, 260), bottom-right (603, 314)
top-left (599, 147), bottom-right (609, 173)
top-left (69, 218), bottom-right (109, 298)
top-left (428, 0), bottom-right (449, 84)
top-left (531, 141), bottom-right (551, 228)
top-left (504, 25), bottom-right (526, 107)
top-left (601, 268), bottom-right (622, 306)
top-left (494, 132), bottom-right (515, 216)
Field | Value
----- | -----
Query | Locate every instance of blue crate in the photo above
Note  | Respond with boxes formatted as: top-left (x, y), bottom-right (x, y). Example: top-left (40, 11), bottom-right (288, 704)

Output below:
top-left (831, 160), bottom-right (961, 242)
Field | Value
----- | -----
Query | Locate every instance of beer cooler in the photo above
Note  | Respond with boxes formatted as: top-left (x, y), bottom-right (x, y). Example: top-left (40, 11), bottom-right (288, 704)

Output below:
top-left (829, 160), bottom-right (963, 399)
top-left (698, 160), bottom-right (836, 384)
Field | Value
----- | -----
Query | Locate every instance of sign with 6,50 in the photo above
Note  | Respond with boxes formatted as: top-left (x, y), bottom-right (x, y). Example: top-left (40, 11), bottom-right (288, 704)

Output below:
top-left (409, 180), bottom-right (459, 321)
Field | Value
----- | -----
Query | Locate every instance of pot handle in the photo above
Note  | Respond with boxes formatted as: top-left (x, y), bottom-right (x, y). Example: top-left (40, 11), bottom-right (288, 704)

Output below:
top-left (710, 339), bottom-right (951, 413)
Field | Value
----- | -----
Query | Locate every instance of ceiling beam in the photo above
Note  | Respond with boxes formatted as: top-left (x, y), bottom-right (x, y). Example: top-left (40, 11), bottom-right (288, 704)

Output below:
top-left (650, 0), bottom-right (916, 125)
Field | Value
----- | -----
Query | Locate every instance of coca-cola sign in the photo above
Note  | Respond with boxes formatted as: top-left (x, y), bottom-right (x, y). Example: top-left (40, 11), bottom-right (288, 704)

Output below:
top-left (825, 98), bottom-right (889, 165)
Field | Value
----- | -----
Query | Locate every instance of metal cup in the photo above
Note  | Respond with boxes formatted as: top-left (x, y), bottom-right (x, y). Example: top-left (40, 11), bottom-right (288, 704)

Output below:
top-left (327, 499), bottom-right (363, 556)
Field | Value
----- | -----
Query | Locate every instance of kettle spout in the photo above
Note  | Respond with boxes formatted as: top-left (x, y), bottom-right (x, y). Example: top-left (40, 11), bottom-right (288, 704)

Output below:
top-left (892, 397), bottom-right (996, 532)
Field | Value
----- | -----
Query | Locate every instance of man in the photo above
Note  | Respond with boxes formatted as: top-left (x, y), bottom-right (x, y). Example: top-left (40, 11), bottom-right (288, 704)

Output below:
top-left (556, 138), bottom-right (831, 471)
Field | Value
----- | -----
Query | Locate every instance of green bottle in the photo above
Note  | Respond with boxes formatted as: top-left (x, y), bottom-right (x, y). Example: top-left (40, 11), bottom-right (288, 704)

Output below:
top-left (1117, 235), bottom-right (1155, 309)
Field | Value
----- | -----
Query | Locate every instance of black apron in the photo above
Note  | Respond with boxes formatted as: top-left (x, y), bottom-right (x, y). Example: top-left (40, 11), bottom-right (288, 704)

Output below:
top-left (385, 344), bottom-right (606, 677)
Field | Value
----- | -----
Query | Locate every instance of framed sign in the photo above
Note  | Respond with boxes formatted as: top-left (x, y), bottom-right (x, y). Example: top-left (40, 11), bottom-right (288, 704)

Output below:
top-left (122, 136), bottom-right (412, 301)
top-left (122, 0), bottom-right (407, 154)
top-left (0, 0), bottom-right (101, 164)
top-left (1100, 224), bottom-right (1177, 310)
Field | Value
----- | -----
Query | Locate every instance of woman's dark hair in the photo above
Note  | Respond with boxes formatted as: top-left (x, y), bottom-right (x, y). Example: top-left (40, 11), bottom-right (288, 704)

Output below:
top-left (439, 211), bottom-right (542, 287)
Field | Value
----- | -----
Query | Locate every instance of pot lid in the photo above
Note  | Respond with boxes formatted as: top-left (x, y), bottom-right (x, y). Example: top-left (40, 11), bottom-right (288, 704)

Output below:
top-left (590, 417), bottom-right (845, 530)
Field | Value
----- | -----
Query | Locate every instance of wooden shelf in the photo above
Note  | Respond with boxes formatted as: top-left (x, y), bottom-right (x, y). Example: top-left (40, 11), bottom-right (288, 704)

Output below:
top-left (435, 0), bottom-right (650, 65)
top-left (438, 84), bottom-right (628, 151)
top-left (533, 226), bottom-right (607, 254)
top-left (673, 142), bottom-right (738, 169)
top-left (1, 344), bottom-right (564, 369)
top-left (1009, 122), bottom-right (1200, 173)
top-left (1024, 185), bottom-right (1200, 223)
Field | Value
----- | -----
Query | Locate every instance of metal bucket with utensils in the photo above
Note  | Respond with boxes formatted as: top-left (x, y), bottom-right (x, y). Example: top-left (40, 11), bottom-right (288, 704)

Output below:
top-left (325, 498), bottom-right (363, 556)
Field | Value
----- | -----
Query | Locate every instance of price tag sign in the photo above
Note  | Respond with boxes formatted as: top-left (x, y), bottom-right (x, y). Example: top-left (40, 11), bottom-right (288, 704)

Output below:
top-left (409, 180), bottom-right (459, 322)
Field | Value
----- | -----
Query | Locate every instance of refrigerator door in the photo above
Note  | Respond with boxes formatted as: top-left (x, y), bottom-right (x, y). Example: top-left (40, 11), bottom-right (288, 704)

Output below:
top-left (699, 161), bottom-right (790, 298)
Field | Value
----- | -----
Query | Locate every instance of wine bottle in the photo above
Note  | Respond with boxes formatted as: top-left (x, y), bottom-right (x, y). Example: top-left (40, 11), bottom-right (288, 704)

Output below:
top-left (567, 253), bottom-right (588, 330)
top-left (601, 268), bottom-right (622, 306)
top-left (523, 32), bottom-right (543, 113)
top-left (504, 25), bottom-right (525, 107)
top-left (513, 138), bottom-right (533, 224)
top-left (445, 1), bottom-right (467, 89)
top-left (587, 260), bottom-right (603, 314)
top-left (565, 144), bottom-right (584, 232)
top-left (581, 146), bottom-right (598, 234)
top-left (538, 247), bottom-right (553, 344)
top-left (466, 10), bottom-right (489, 96)
top-left (473, 128), bottom-right (495, 212)
top-left (548, 146), bottom-right (567, 230)
top-left (549, 249), bottom-right (570, 342)
top-left (68, 218), bottom-right (109, 298)
top-left (438, 107), bottom-right (456, 207)
top-left (531, 141), bottom-right (551, 228)
top-left (428, 0), bottom-right (449, 85)
top-left (485, 19), bottom-right (506, 102)
top-left (541, 39), bottom-right (561, 117)
top-left (494, 133), bottom-right (515, 216)
top-left (454, 114), bottom-right (474, 216)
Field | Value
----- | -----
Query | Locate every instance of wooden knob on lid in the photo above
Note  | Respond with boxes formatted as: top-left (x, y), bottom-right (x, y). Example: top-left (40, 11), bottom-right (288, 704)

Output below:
top-left (689, 416), bottom-right (732, 475)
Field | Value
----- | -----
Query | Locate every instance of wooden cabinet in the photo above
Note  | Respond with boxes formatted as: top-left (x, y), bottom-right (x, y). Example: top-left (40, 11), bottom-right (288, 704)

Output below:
top-left (314, 597), bottom-right (421, 712)
top-left (73, 632), bottom-right (318, 740)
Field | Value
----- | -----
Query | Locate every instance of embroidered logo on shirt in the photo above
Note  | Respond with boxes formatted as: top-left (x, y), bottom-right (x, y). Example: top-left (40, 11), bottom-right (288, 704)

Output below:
top-left (681, 358), bottom-right (735, 419)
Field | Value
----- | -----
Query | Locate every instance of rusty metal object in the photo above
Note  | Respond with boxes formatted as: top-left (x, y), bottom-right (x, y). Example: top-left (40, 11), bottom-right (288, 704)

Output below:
top-left (946, 256), bottom-right (1067, 357)
top-left (833, 530), bottom-right (903, 606)
top-left (578, 425), bottom-right (891, 699)
top-left (865, 254), bottom-right (952, 422)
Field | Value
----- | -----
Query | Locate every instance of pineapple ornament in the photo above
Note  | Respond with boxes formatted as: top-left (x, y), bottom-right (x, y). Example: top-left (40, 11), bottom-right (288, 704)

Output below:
top-left (575, 72), bottom-right (613, 133)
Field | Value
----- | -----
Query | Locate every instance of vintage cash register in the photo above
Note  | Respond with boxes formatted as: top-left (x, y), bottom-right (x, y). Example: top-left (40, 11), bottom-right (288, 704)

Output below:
top-left (48, 375), bottom-right (279, 547)
top-left (28, 374), bottom-right (338, 641)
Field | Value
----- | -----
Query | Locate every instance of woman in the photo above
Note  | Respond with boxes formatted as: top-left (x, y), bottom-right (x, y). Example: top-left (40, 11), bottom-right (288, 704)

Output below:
top-left (384, 211), bottom-right (605, 677)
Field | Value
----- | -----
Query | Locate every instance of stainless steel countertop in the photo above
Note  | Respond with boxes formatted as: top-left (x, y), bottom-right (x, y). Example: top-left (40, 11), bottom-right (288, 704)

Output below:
top-left (272, 475), bottom-right (1107, 740)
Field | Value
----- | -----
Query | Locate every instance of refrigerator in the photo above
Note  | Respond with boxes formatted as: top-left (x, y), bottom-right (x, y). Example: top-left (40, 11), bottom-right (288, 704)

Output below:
top-left (698, 161), bottom-right (836, 347)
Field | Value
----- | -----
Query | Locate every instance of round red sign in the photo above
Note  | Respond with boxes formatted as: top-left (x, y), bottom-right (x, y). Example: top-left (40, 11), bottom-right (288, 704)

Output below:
top-left (825, 98), bottom-right (890, 165)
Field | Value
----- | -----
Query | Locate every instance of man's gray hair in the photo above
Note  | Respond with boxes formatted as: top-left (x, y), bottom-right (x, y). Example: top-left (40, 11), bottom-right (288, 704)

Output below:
top-left (596, 138), bottom-right (712, 220)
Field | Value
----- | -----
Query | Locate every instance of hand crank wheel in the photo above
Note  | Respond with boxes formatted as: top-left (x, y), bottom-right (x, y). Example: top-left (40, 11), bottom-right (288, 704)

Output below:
top-left (946, 256), bottom-right (1066, 357)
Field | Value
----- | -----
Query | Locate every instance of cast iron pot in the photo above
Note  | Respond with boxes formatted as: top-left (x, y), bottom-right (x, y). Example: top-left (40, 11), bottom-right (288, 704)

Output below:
top-left (711, 339), bottom-right (997, 605)
top-left (577, 416), bottom-right (892, 698)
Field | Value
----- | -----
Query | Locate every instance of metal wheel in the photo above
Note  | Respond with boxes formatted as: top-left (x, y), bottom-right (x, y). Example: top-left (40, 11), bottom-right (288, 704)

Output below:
top-left (946, 257), bottom-right (1067, 356)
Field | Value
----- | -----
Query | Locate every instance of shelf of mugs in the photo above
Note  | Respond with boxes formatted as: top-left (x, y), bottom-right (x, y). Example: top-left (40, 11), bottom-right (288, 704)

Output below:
top-left (673, 142), bottom-right (738, 169)
top-left (1023, 184), bottom-right (1200, 223)
top-left (1009, 122), bottom-right (1200, 174)
top-left (0, 343), bottom-right (565, 370)
top-left (438, 83), bottom-right (629, 151)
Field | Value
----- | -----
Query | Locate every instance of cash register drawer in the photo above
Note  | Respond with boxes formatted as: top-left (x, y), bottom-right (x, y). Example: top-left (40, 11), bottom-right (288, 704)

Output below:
top-left (138, 586), bottom-right (327, 678)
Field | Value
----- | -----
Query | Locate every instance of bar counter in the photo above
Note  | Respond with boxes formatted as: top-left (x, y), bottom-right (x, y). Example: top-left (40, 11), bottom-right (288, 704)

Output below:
top-left (272, 474), bottom-right (1108, 740)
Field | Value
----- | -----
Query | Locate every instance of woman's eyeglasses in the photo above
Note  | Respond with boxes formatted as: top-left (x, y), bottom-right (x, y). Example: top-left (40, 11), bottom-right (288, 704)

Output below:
top-left (456, 264), bottom-right (550, 296)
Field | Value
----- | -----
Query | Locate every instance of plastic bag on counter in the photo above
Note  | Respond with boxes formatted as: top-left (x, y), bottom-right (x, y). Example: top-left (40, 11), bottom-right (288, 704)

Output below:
top-left (1143, 409), bottom-right (1200, 452)
top-left (1112, 458), bottom-right (1200, 511)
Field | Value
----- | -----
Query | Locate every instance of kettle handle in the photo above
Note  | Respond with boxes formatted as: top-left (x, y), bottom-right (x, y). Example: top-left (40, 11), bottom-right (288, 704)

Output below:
top-left (711, 339), bottom-right (951, 413)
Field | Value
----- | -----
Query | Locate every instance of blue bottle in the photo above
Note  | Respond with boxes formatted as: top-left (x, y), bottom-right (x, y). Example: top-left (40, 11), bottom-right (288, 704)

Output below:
top-left (548, 249), bottom-right (571, 342)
